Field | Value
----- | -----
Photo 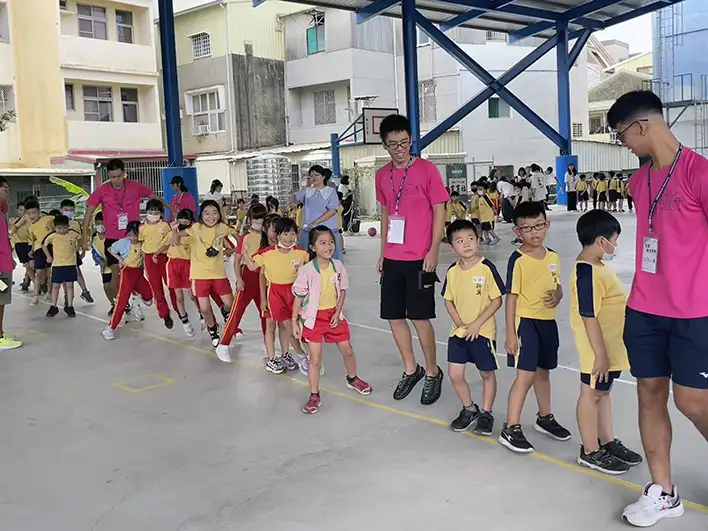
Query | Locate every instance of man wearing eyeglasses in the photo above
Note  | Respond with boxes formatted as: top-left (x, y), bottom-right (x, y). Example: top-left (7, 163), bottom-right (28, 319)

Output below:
top-left (607, 90), bottom-right (708, 527)
top-left (375, 114), bottom-right (449, 406)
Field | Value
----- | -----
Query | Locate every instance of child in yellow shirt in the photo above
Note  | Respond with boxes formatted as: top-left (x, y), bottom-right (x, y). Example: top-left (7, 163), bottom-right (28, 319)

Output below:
top-left (42, 214), bottom-right (81, 318)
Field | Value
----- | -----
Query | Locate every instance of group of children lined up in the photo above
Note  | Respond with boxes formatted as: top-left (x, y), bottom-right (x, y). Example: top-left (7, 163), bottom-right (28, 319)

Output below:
top-left (12, 196), bottom-right (368, 415)
top-left (441, 200), bottom-right (643, 475)
top-left (445, 181), bottom-right (501, 245)
top-left (571, 171), bottom-right (633, 213)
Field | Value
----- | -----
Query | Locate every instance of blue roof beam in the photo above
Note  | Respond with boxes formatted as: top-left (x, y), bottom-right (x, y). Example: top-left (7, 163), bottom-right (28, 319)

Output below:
top-left (567, 28), bottom-right (593, 68)
top-left (439, 0), bottom-right (515, 32)
top-left (602, 0), bottom-right (677, 29)
top-left (356, 0), bottom-right (400, 24)
top-left (561, 0), bottom-right (629, 21)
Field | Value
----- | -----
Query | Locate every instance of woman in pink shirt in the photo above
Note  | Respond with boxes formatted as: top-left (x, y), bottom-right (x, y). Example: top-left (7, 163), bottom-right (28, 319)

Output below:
top-left (169, 176), bottom-right (197, 220)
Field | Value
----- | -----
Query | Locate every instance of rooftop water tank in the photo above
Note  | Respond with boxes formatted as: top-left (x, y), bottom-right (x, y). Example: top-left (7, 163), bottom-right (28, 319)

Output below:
top-left (246, 154), bottom-right (292, 206)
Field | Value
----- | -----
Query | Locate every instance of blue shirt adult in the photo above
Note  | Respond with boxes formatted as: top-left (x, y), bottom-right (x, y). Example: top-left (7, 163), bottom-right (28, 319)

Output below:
top-left (296, 186), bottom-right (339, 231)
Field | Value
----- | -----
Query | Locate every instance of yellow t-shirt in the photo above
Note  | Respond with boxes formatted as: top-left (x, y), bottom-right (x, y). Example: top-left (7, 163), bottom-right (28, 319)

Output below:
top-left (237, 230), bottom-right (262, 264)
top-left (609, 178), bottom-right (619, 191)
top-left (469, 196), bottom-right (480, 219)
top-left (123, 242), bottom-right (144, 268)
top-left (488, 190), bottom-right (499, 201)
top-left (235, 208), bottom-right (247, 232)
top-left (319, 262), bottom-right (338, 310)
top-left (139, 221), bottom-right (170, 254)
top-left (443, 258), bottom-right (504, 340)
top-left (161, 231), bottom-right (190, 260)
top-left (253, 246), bottom-right (309, 285)
top-left (295, 207), bottom-right (303, 228)
top-left (92, 234), bottom-right (112, 273)
top-left (595, 180), bottom-right (608, 193)
top-left (182, 222), bottom-right (235, 280)
top-left (576, 180), bottom-right (588, 192)
top-left (29, 215), bottom-right (55, 251)
top-left (478, 195), bottom-right (495, 224)
top-left (336, 205), bottom-right (343, 229)
top-left (506, 248), bottom-right (561, 320)
top-left (452, 202), bottom-right (467, 221)
top-left (10, 217), bottom-right (30, 245)
top-left (44, 231), bottom-right (81, 267)
top-left (570, 261), bottom-right (630, 375)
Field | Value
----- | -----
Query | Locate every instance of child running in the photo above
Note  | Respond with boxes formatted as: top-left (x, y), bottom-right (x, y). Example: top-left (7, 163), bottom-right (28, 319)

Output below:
top-left (443, 219), bottom-right (504, 435)
top-left (140, 199), bottom-right (175, 330)
top-left (500, 201), bottom-right (571, 453)
top-left (292, 225), bottom-right (372, 414)
top-left (102, 221), bottom-right (154, 340)
top-left (90, 212), bottom-right (117, 314)
top-left (25, 199), bottom-right (54, 305)
top-left (9, 200), bottom-right (33, 292)
top-left (570, 210), bottom-right (642, 474)
top-left (172, 200), bottom-right (235, 352)
top-left (60, 199), bottom-right (94, 304)
top-left (42, 214), bottom-right (81, 318)
top-left (477, 183), bottom-right (500, 245)
top-left (244, 217), bottom-right (308, 374)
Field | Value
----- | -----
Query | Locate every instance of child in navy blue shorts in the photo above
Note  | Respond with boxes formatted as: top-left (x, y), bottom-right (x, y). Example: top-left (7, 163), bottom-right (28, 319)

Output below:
top-left (442, 219), bottom-right (504, 436)
top-left (42, 215), bottom-right (80, 318)
top-left (500, 201), bottom-right (571, 453)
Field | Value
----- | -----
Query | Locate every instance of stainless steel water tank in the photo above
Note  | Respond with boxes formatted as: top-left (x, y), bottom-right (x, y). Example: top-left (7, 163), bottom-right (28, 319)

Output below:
top-left (246, 154), bottom-right (291, 206)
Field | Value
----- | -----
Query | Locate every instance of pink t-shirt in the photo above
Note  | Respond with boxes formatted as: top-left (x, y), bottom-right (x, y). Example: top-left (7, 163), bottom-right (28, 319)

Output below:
top-left (87, 180), bottom-right (153, 240)
top-left (170, 192), bottom-right (197, 220)
top-left (0, 209), bottom-right (15, 273)
top-left (375, 158), bottom-right (449, 261)
top-left (628, 148), bottom-right (708, 318)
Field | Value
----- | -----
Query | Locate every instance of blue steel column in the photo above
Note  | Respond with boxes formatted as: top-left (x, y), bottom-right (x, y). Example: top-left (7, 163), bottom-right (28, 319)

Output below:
top-left (157, 0), bottom-right (198, 212)
top-left (555, 23), bottom-right (572, 205)
top-left (330, 133), bottom-right (341, 177)
top-left (401, 0), bottom-right (421, 155)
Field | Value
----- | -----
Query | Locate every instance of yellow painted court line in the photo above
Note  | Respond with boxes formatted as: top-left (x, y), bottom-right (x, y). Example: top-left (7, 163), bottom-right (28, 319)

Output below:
top-left (112, 373), bottom-right (175, 394)
top-left (13, 290), bottom-right (708, 514)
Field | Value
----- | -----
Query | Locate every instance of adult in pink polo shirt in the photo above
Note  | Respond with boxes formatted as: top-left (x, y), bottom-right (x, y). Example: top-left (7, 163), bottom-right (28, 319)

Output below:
top-left (169, 175), bottom-right (197, 220)
top-left (608, 91), bottom-right (708, 527)
top-left (0, 176), bottom-right (21, 350)
top-left (375, 114), bottom-right (448, 407)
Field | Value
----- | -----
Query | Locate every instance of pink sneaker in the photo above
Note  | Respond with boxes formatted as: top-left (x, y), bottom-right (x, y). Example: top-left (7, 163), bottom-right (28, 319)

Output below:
top-left (302, 393), bottom-right (321, 414)
top-left (346, 376), bottom-right (372, 395)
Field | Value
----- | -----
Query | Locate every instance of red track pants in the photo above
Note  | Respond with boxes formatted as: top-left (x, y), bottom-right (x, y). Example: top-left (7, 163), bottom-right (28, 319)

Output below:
top-left (144, 253), bottom-right (178, 319)
top-left (220, 266), bottom-right (265, 346)
top-left (109, 267), bottom-right (153, 329)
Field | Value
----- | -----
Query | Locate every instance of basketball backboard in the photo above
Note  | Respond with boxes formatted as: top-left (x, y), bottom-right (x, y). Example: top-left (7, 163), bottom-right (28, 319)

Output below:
top-left (362, 107), bottom-right (398, 145)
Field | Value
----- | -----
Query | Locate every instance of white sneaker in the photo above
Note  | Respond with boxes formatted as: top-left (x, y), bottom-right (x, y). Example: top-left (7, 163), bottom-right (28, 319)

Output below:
top-left (235, 331), bottom-right (243, 339)
top-left (295, 353), bottom-right (309, 376)
top-left (622, 483), bottom-right (684, 527)
top-left (131, 305), bottom-right (145, 322)
top-left (215, 344), bottom-right (231, 363)
top-left (101, 326), bottom-right (116, 341)
top-left (30, 297), bottom-right (39, 306)
top-left (183, 321), bottom-right (195, 338)
top-left (141, 298), bottom-right (153, 307)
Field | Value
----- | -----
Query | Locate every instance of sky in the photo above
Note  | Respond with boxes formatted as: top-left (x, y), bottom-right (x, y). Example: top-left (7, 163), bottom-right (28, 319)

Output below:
top-left (595, 13), bottom-right (653, 54)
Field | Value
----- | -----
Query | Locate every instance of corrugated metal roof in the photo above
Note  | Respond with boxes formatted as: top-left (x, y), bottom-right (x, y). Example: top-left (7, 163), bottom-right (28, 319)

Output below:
top-left (260, 0), bottom-right (668, 39)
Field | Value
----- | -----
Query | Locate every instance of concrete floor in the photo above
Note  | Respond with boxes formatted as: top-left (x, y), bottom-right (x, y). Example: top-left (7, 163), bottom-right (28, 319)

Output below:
top-left (1, 210), bottom-right (707, 531)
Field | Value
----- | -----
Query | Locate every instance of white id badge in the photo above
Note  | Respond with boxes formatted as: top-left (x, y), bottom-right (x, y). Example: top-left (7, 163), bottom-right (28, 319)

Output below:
top-left (642, 236), bottom-right (659, 274)
top-left (118, 213), bottom-right (128, 231)
top-left (387, 215), bottom-right (406, 245)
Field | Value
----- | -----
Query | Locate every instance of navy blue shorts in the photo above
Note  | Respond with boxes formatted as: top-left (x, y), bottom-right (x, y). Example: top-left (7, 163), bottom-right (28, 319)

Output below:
top-left (624, 308), bottom-right (708, 389)
top-left (448, 336), bottom-right (498, 371)
top-left (507, 318), bottom-right (559, 372)
top-left (101, 271), bottom-right (112, 284)
top-left (33, 248), bottom-right (48, 270)
top-left (14, 243), bottom-right (31, 264)
top-left (581, 371), bottom-right (622, 391)
top-left (51, 266), bottom-right (78, 284)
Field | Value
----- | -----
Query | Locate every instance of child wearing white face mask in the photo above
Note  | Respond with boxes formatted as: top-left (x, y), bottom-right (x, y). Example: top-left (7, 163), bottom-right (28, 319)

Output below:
top-left (60, 199), bottom-right (94, 305)
top-left (91, 212), bottom-right (117, 314)
top-left (138, 199), bottom-right (176, 330)
top-left (570, 210), bottom-right (642, 475)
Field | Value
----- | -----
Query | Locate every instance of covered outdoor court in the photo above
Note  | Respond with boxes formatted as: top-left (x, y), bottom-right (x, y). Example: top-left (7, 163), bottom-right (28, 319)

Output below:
top-left (1, 211), bottom-right (707, 530)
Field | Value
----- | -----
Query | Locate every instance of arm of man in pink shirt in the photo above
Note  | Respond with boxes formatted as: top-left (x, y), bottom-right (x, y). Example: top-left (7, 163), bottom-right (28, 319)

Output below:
top-left (424, 164), bottom-right (450, 272)
top-left (375, 169), bottom-right (389, 275)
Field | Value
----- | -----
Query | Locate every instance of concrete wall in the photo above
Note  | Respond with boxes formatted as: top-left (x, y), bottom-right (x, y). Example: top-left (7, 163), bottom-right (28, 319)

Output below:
top-left (288, 82), bottom-right (351, 145)
top-left (589, 72), bottom-right (650, 103)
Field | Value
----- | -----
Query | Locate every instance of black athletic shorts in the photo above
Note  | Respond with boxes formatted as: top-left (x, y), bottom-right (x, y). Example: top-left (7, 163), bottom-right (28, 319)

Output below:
top-left (380, 258), bottom-right (438, 321)
top-left (104, 238), bottom-right (119, 267)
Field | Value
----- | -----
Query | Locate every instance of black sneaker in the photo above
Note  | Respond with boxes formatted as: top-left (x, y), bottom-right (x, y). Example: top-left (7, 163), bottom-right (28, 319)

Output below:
top-left (534, 413), bottom-right (572, 441)
top-left (220, 306), bottom-right (230, 321)
top-left (393, 364), bottom-right (425, 401)
top-left (65, 306), bottom-right (76, 318)
top-left (46, 305), bottom-right (59, 318)
top-left (450, 405), bottom-right (480, 432)
top-left (474, 411), bottom-right (494, 436)
top-left (40, 281), bottom-right (48, 294)
top-left (20, 281), bottom-right (29, 292)
top-left (577, 447), bottom-right (629, 475)
top-left (601, 439), bottom-right (643, 466)
top-left (164, 314), bottom-right (174, 330)
top-left (420, 366), bottom-right (443, 405)
top-left (81, 290), bottom-right (94, 303)
top-left (108, 305), bottom-right (115, 317)
top-left (499, 423), bottom-right (534, 453)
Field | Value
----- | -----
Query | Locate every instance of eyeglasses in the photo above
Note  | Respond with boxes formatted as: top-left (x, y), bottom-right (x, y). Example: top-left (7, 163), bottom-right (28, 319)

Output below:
top-left (384, 140), bottom-right (411, 151)
top-left (516, 222), bottom-right (547, 234)
top-left (616, 118), bottom-right (649, 144)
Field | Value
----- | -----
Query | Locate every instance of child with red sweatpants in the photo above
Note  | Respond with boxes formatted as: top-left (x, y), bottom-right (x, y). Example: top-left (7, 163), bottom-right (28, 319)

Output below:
top-left (140, 199), bottom-right (177, 330)
top-left (102, 221), bottom-right (153, 340)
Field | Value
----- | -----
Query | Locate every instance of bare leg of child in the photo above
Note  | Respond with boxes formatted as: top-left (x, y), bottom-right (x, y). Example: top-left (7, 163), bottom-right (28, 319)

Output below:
top-left (307, 342), bottom-right (324, 393)
top-left (282, 319), bottom-right (305, 356)
top-left (533, 368), bottom-right (552, 416)
top-left (480, 370), bottom-right (497, 412)
top-left (50, 282), bottom-right (60, 307)
top-left (506, 370), bottom-right (536, 425)
top-left (264, 318), bottom-right (277, 361)
top-left (577, 384), bottom-right (602, 452)
top-left (597, 390), bottom-right (615, 445)
top-left (65, 281), bottom-right (74, 308)
top-left (449, 363), bottom-right (473, 407)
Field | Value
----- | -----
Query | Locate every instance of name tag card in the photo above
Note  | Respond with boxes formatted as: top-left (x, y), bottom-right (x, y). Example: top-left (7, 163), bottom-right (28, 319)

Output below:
top-left (642, 236), bottom-right (659, 274)
top-left (387, 215), bottom-right (406, 245)
top-left (118, 213), bottom-right (128, 231)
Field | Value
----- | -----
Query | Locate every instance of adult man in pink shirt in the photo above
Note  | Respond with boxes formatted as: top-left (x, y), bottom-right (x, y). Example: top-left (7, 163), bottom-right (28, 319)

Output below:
top-left (0, 177), bottom-right (21, 350)
top-left (375, 114), bottom-right (448, 406)
top-left (82, 158), bottom-right (168, 297)
top-left (608, 91), bottom-right (708, 527)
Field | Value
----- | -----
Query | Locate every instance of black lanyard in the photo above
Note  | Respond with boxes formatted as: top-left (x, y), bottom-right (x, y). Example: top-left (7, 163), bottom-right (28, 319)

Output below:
top-left (647, 145), bottom-right (683, 233)
top-left (112, 183), bottom-right (127, 212)
top-left (389, 158), bottom-right (413, 215)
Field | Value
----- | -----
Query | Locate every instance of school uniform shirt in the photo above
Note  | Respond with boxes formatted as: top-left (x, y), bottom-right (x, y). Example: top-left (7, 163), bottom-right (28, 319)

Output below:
top-left (92, 234), bottom-right (112, 273)
top-left (506, 248), bottom-right (561, 320)
top-left (139, 221), bottom-right (170, 254)
top-left (570, 261), bottom-right (630, 373)
top-left (565, 173), bottom-right (579, 192)
top-left (236, 231), bottom-right (261, 265)
top-left (442, 258), bottom-right (505, 340)
top-left (109, 238), bottom-right (144, 268)
top-left (478, 195), bottom-right (495, 223)
top-left (235, 209), bottom-right (248, 232)
top-left (609, 178), bottom-right (620, 192)
top-left (161, 231), bottom-right (190, 260)
top-left (576, 180), bottom-right (588, 193)
top-left (182, 222), bottom-right (235, 280)
top-left (253, 246), bottom-right (309, 285)
top-left (531, 172), bottom-right (547, 201)
top-left (44, 231), bottom-right (81, 267)
top-left (469, 196), bottom-right (480, 219)
top-left (295, 207), bottom-right (304, 229)
top-left (595, 180), bottom-right (608, 193)
top-left (10, 217), bottom-right (30, 245)
top-left (336, 205), bottom-right (343, 229)
top-left (29, 215), bottom-right (55, 251)
top-left (319, 263), bottom-right (338, 310)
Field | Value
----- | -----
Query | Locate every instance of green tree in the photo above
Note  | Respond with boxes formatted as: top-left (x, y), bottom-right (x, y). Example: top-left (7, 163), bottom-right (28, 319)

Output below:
top-left (0, 110), bottom-right (16, 132)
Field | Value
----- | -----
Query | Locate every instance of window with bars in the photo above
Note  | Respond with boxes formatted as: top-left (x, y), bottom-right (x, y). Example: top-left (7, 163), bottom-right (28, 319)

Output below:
top-left (488, 97), bottom-right (511, 118)
top-left (306, 12), bottom-right (325, 55)
top-left (0, 85), bottom-right (15, 113)
top-left (418, 80), bottom-right (436, 122)
top-left (486, 31), bottom-right (508, 42)
top-left (0, 3), bottom-right (9, 44)
top-left (191, 32), bottom-right (211, 59)
top-left (116, 10), bottom-right (134, 44)
top-left (65, 84), bottom-right (75, 111)
top-left (189, 89), bottom-right (226, 134)
top-left (77, 4), bottom-right (107, 40)
top-left (572, 123), bottom-right (584, 138)
top-left (121, 88), bottom-right (139, 123)
top-left (314, 90), bottom-right (336, 125)
top-left (83, 85), bottom-right (113, 122)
